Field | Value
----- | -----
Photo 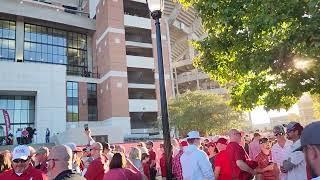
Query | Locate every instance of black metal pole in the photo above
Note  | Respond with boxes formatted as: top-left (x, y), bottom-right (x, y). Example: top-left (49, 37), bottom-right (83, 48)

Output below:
top-left (151, 10), bottom-right (173, 179)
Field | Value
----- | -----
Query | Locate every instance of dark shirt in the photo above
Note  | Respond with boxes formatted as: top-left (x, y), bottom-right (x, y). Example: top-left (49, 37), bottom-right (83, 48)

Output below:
top-left (54, 170), bottom-right (85, 180)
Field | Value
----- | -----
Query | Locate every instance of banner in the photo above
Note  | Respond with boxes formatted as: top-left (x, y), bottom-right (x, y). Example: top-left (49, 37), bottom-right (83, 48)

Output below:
top-left (2, 110), bottom-right (11, 144)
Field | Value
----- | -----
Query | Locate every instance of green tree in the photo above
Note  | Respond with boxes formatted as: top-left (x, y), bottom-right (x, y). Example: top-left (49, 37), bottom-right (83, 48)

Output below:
top-left (311, 95), bottom-right (320, 120)
top-left (168, 91), bottom-right (248, 136)
top-left (178, 0), bottom-right (320, 110)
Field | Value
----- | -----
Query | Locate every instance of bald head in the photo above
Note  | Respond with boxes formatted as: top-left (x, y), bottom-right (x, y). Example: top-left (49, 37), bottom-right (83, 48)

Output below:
top-left (49, 145), bottom-right (72, 167)
top-left (92, 142), bottom-right (103, 150)
top-left (90, 142), bottom-right (103, 158)
top-left (229, 129), bottom-right (240, 136)
top-left (229, 129), bottom-right (242, 143)
top-left (47, 145), bottom-right (73, 178)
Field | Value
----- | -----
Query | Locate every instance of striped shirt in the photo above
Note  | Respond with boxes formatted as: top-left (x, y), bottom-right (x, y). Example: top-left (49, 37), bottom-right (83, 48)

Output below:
top-left (271, 140), bottom-right (293, 180)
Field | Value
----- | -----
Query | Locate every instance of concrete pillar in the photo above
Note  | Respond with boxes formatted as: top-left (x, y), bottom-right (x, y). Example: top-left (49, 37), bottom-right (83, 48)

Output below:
top-left (87, 36), bottom-right (93, 73)
top-left (78, 82), bottom-right (88, 121)
top-left (165, 18), bottom-right (176, 98)
top-left (15, 17), bottom-right (24, 62)
top-left (174, 67), bottom-right (179, 94)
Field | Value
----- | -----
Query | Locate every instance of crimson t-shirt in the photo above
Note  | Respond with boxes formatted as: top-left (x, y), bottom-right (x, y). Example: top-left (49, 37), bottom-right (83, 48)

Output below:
top-left (159, 153), bottom-right (167, 177)
top-left (149, 149), bottom-right (156, 161)
top-left (225, 142), bottom-right (247, 179)
top-left (0, 165), bottom-right (47, 180)
top-left (148, 149), bottom-right (156, 168)
top-left (142, 162), bottom-right (150, 180)
top-left (215, 150), bottom-right (232, 180)
top-left (255, 152), bottom-right (279, 180)
top-left (85, 155), bottom-right (107, 180)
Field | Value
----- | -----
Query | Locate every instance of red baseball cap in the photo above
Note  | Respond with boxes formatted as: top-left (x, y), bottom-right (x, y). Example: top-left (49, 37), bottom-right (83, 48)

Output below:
top-left (180, 141), bottom-right (188, 147)
top-left (216, 138), bottom-right (228, 145)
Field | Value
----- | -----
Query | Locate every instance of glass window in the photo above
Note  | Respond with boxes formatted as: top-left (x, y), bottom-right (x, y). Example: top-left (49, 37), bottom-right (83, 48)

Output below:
top-left (66, 81), bottom-right (79, 122)
top-left (0, 20), bottom-right (16, 61)
top-left (125, 27), bottom-right (152, 44)
top-left (24, 23), bottom-right (88, 76)
top-left (87, 83), bottom-right (97, 121)
top-left (0, 96), bottom-right (35, 136)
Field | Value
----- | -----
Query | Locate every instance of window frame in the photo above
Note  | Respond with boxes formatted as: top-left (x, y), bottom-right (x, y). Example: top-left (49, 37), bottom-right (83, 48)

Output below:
top-left (0, 19), bottom-right (16, 61)
top-left (23, 23), bottom-right (88, 74)
top-left (87, 83), bottom-right (97, 121)
top-left (66, 81), bottom-right (79, 122)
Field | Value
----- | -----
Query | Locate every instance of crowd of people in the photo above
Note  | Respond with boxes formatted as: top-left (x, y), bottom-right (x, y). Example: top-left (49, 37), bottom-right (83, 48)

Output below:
top-left (1, 127), bottom-right (38, 145)
top-left (171, 121), bottom-right (320, 180)
top-left (0, 121), bottom-right (319, 180)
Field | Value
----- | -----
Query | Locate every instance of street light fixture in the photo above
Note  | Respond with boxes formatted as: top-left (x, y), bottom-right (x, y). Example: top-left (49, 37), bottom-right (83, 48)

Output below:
top-left (146, 0), bottom-right (173, 179)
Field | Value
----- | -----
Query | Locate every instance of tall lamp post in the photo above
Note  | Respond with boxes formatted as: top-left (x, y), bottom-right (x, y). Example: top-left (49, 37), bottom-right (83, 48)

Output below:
top-left (146, 0), bottom-right (172, 179)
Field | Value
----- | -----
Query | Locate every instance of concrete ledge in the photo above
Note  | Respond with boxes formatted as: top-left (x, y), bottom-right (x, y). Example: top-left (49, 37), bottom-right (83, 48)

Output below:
top-left (0, 0), bottom-right (96, 30)
top-left (0, 143), bottom-right (55, 151)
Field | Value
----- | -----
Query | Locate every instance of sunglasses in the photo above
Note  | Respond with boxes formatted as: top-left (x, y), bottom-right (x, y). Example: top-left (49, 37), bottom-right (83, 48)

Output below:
top-left (13, 159), bottom-right (28, 163)
top-left (234, 132), bottom-right (242, 136)
top-left (274, 132), bottom-right (284, 136)
top-left (46, 158), bottom-right (60, 163)
top-left (90, 148), bottom-right (103, 151)
top-left (259, 138), bottom-right (270, 144)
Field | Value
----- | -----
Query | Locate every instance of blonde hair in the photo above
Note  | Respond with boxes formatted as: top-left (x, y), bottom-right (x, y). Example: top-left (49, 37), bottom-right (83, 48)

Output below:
top-left (114, 145), bottom-right (126, 154)
top-left (140, 147), bottom-right (148, 154)
top-left (129, 147), bottom-right (141, 160)
top-left (0, 151), bottom-right (12, 173)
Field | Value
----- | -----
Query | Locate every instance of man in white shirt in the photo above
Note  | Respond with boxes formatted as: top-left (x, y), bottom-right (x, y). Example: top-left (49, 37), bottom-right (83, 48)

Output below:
top-left (295, 122), bottom-right (320, 180)
top-left (282, 122), bottom-right (307, 180)
top-left (271, 125), bottom-right (292, 180)
top-left (180, 131), bottom-right (214, 180)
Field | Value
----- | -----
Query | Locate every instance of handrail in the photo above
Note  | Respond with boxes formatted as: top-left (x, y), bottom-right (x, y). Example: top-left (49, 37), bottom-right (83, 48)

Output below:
top-left (22, 0), bottom-right (89, 16)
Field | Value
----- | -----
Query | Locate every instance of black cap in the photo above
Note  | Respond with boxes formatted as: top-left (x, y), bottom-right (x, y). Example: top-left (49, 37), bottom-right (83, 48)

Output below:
top-left (295, 121), bottom-right (320, 151)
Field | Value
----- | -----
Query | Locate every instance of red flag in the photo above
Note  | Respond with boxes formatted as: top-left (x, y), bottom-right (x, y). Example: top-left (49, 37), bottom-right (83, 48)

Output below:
top-left (2, 110), bottom-right (11, 144)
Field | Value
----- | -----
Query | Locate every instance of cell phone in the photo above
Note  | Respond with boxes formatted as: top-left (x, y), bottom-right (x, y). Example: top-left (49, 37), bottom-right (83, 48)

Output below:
top-left (84, 124), bottom-right (89, 131)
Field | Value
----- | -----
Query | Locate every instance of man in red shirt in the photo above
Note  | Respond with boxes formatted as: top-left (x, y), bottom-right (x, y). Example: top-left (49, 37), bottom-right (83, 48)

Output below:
top-left (226, 129), bottom-right (259, 180)
top-left (84, 142), bottom-right (108, 180)
top-left (35, 146), bottom-right (49, 173)
top-left (0, 145), bottom-right (47, 180)
top-left (255, 138), bottom-right (280, 180)
top-left (214, 137), bottom-right (232, 180)
top-left (146, 141), bottom-right (157, 180)
top-left (159, 144), bottom-right (167, 178)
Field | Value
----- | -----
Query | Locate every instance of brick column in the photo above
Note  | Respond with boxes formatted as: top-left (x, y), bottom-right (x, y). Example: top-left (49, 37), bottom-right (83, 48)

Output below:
top-left (94, 0), bottom-right (130, 132)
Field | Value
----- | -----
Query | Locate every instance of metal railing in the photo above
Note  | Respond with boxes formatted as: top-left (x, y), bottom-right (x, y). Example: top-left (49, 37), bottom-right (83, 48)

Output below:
top-left (67, 65), bottom-right (100, 78)
top-left (28, 0), bottom-right (90, 17)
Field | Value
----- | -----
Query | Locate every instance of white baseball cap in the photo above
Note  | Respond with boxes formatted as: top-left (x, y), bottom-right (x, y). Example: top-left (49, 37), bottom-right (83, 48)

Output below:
top-left (186, 131), bottom-right (201, 139)
top-left (12, 145), bottom-right (30, 160)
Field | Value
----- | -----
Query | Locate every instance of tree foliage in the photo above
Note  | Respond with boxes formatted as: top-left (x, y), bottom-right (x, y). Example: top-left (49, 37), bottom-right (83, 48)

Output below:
top-left (178, 0), bottom-right (320, 110)
top-left (311, 95), bottom-right (320, 120)
top-left (168, 91), bottom-right (248, 136)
